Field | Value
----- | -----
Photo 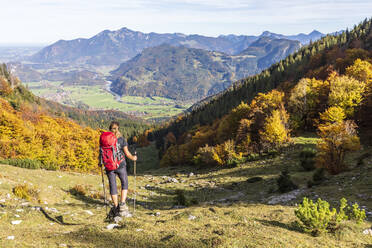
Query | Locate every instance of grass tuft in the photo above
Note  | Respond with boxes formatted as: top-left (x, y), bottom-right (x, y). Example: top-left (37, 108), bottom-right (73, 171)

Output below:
top-left (12, 184), bottom-right (40, 201)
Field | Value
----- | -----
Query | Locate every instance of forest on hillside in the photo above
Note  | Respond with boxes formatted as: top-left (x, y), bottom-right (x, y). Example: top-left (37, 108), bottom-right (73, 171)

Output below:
top-left (151, 18), bottom-right (372, 176)
top-left (0, 65), bottom-right (152, 172)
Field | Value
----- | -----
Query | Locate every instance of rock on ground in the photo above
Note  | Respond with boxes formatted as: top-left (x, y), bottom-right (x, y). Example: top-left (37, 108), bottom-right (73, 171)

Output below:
top-left (363, 228), bottom-right (372, 235)
top-left (106, 223), bottom-right (119, 230)
top-left (267, 189), bottom-right (305, 205)
top-left (11, 220), bottom-right (22, 225)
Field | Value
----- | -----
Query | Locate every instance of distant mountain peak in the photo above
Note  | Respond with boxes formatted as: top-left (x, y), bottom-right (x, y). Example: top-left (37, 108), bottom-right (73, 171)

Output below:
top-left (260, 31), bottom-right (275, 36)
top-left (309, 30), bottom-right (322, 35)
top-left (118, 27), bottom-right (135, 34)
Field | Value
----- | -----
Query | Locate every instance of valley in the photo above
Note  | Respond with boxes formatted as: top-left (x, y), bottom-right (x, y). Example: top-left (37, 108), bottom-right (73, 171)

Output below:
top-left (25, 81), bottom-right (191, 119)
top-left (3, 28), bottom-right (324, 119)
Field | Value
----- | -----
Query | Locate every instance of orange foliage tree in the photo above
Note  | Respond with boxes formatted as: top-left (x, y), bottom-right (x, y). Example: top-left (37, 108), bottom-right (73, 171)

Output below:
top-left (0, 98), bottom-right (100, 172)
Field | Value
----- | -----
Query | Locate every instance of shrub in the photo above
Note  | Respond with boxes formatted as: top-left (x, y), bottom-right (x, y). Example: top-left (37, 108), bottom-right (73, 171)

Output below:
top-left (312, 168), bottom-right (326, 183)
top-left (193, 145), bottom-right (221, 166)
top-left (175, 189), bottom-right (187, 206)
top-left (295, 198), bottom-right (346, 236)
top-left (174, 189), bottom-right (197, 207)
top-left (0, 158), bottom-right (60, 171)
top-left (299, 148), bottom-right (317, 171)
top-left (69, 185), bottom-right (105, 201)
top-left (245, 153), bottom-right (259, 161)
top-left (0, 158), bottom-right (42, 169)
top-left (13, 184), bottom-right (40, 202)
top-left (348, 202), bottom-right (366, 224)
top-left (194, 140), bottom-right (243, 167)
top-left (277, 170), bottom-right (298, 193)
top-left (69, 185), bottom-right (88, 197)
top-left (295, 197), bottom-right (365, 236)
top-left (307, 168), bottom-right (328, 188)
top-left (89, 191), bottom-right (104, 200)
top-left (214, 140), bottom-right (243, 166)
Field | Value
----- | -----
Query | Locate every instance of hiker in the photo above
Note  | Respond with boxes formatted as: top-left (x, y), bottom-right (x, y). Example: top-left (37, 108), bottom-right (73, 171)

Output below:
top-left (99, 121), bottom-right (137, 218)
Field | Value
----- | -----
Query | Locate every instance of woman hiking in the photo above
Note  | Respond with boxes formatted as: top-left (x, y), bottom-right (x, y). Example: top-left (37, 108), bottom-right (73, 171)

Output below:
top-left (99, 121), bottom-right (137, 218)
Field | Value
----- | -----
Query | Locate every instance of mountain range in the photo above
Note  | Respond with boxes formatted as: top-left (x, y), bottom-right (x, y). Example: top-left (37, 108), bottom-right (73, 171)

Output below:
top-left (29, 27), bottom-right (324, 66)
top-left (109, 37), bottom-right (301, 100)
top-left (8, 62), bottom-right (105, 85)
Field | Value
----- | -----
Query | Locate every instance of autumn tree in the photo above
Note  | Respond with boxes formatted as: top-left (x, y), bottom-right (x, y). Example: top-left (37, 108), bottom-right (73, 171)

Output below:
top-left (260, 109), bottom-right (290, 148)
top-left (317, 120), bottom-right (360, 174)
top-left (328, 75), bottom-right (366, 117)
top-left (288, 78), bottom-right (330, 130)
top-left (319, 106), bottom-right (346, 124)
top-left (235, 119), bottom-right (252, 154)
top-left (345, 58), bottom-right (372, 84)
top-left (0, 77), bottom-right (12, 96)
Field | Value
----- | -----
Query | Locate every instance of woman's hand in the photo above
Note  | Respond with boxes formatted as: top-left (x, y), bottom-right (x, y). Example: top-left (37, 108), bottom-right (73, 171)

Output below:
top-left (124, 146), bottom-right (137, 161)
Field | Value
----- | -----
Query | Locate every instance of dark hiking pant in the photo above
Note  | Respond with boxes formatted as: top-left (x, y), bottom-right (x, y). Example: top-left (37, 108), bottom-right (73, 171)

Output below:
top-left (106, 166), bottom-right (128, 195)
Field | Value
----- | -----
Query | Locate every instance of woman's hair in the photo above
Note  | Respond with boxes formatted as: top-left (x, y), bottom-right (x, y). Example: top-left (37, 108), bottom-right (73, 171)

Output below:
top-left (109, 121), bottom-right (120, 131)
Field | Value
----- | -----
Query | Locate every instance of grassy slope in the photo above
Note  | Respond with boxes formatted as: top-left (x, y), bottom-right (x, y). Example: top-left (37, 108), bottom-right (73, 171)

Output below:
top-left (0, 140), bottom-right (371, 248)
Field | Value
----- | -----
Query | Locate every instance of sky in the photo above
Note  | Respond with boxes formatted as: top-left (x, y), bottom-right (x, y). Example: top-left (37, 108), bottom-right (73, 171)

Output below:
top-left (0, 0), bottom-right (371, 45)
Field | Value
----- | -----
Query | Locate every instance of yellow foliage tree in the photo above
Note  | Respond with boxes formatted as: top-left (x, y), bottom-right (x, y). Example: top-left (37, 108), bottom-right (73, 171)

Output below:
top-left (346, 59), bottom-right (372, 84)
top-left (328, 75), bottom-right (366, 117)
top-left (317, 120), bottom-right (360, 174)
top-left (260, 109), bottom-right (290, 147)
top-left (319, 106), bottom-right (346, 124)
top-left (235, 119), bottom-right (252, 154)
top-left (0, 99), bottom-right (100, 172)
top-left (216, 101), bottom-right (250, 143)
top-left (288, 78), bottom-right (330, 129)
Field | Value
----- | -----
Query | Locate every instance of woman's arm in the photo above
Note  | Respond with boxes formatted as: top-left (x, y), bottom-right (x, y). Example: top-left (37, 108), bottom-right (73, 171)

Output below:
top-left (123, 146), bottom-right (137, 161)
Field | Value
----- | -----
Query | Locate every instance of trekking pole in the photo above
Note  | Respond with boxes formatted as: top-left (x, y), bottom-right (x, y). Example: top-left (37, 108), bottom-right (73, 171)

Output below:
top-left (101, 165), bottom-right (108, 215)
top-left (133, 149), bottom-right (137, 216)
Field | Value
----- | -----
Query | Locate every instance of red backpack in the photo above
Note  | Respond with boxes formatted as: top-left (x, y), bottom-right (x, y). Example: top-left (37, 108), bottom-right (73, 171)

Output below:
top-left (99, 132), bottom-right (125, 171)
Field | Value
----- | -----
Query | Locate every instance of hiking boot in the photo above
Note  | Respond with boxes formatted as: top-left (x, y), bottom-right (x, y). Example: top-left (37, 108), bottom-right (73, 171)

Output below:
top-left (118, 202), bottom-right (130, 217)
top-left (118, 202), bottom-right (128, 212)
top-left (107, 205), bottom-right (119, 220)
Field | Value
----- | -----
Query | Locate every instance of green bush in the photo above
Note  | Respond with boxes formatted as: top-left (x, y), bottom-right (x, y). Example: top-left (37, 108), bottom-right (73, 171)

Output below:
top-left (277, 170), bottom-right (298, 193)
top-left (313, 168), bottom-right (326, 182)
top-left (295, 197), bottom-right (365, 236)
top-left (0, 158), bottom-right (59, 171)
top-left (299, 148), bottom-right (317, 171)
top-left (307, 168), bottom-right (326, 188)
top-left (174, 189), bottom-right (198, 207)
top-left (42, 162), bottom-right (59, 171)
top-left (348, 203), bottom-right (366, 224)
top-left (1, 158), bottom-right (42, 169)
top-left (245, 153), bottom-right (259, 161)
